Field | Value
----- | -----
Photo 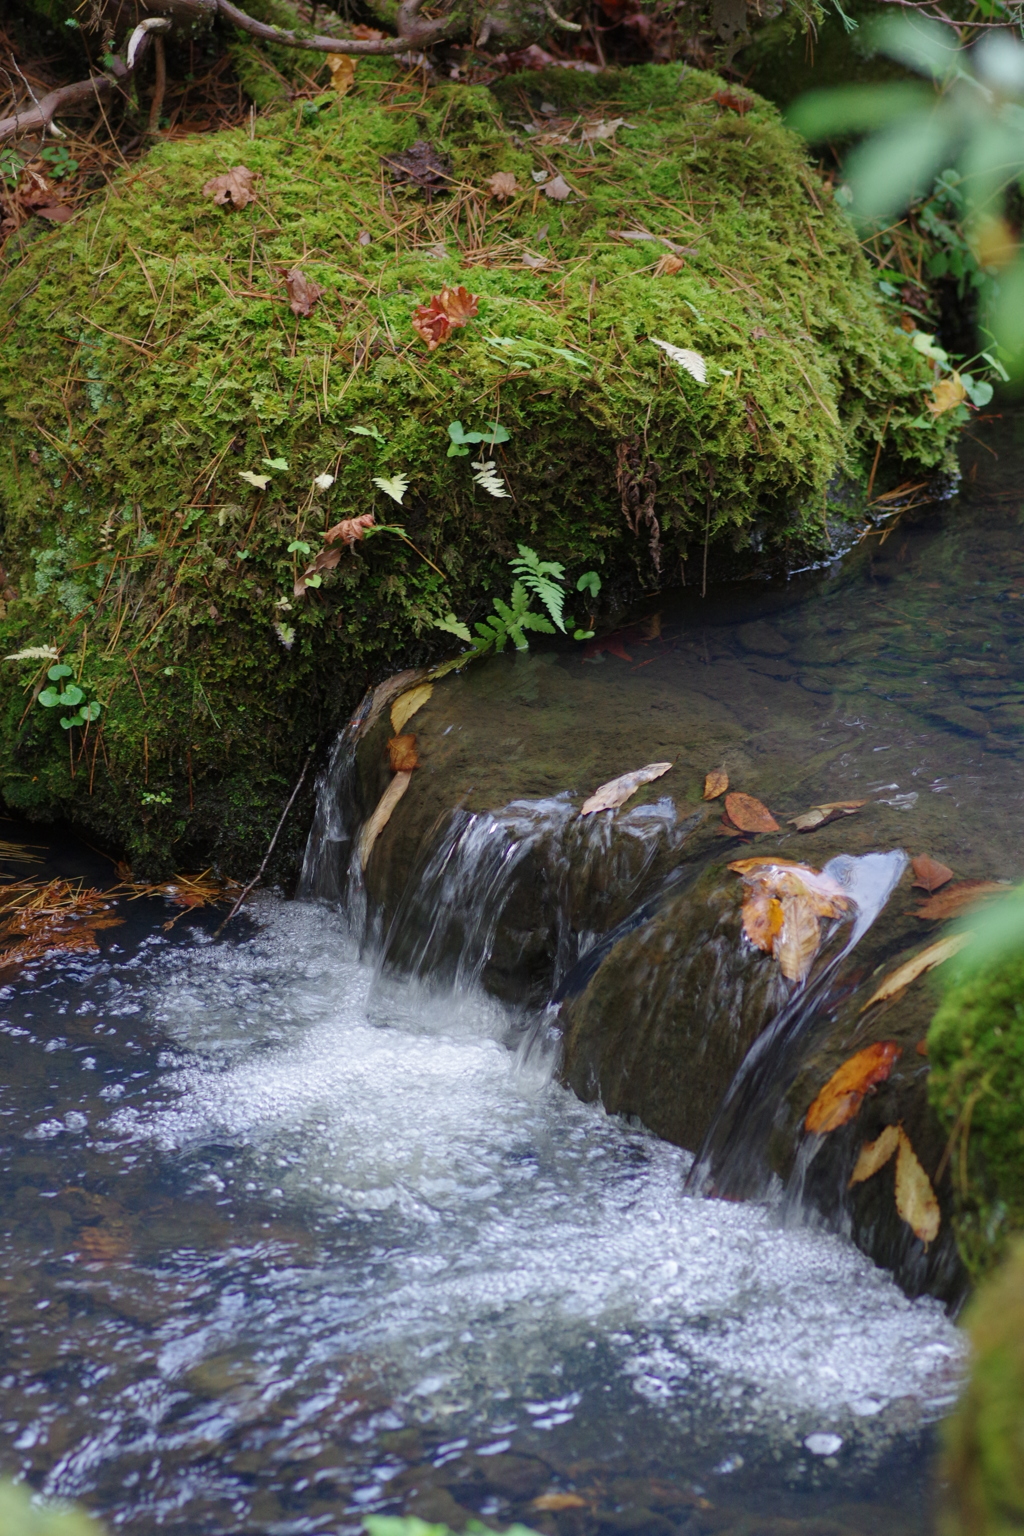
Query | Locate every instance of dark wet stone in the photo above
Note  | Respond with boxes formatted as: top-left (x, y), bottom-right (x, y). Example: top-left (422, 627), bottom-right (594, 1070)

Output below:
top-left (798, 674), bottom-right (832, 695)
top-left (926, 703), bottom-right (990, 736)
top-left (746, 657), bottom-right (794, 679)
top-left (736, 622), bottom-right (790, 656)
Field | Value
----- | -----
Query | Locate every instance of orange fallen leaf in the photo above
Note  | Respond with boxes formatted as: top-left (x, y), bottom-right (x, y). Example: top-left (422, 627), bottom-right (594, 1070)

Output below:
top-left (711, 88), bottom-right (753, 114)
top-left (532, 1495), bottom-right (588, 1511)
top-left (724, 792), bottom-right (779, 833)
top-left (804, 1041), bottom-right (902, 1135)
top-left (326, 53), bottom-right (357, 94)
top-left (488, 171), bottom-right (518, 201)
top-left (387, 734), bottom-right (419, 771)
top-left (742, 891), bottom-right (784, 952)
top-left (358, 771), bottom-right (413, 869)
top-left (848, 1123), bottom-right (901, 1187)
top-left (703, 769), bottom-right (729, 800)
top-left (412, 285), bottom-right (479, 350)
top-left (915, 1038), bottom-right (929, 1056)
top-left (325, 514), bottom-right (375, 546)
top-left (203, 165), bottom-right (257, 209)
top-left (860, 931), bottom-right (970, 1011)
top-left (284, 267), bottom-right (324, 318)
top-left (894, 1128), bottom-right (940, 1244)
top-left (913, 880), bottom-right (1006, 921)
top-left (581, 762), bottom-right (672, 815)
top-left (654, 253), bottom-right (685, 276)
top-left (911, 854), bottom-right (954, 893)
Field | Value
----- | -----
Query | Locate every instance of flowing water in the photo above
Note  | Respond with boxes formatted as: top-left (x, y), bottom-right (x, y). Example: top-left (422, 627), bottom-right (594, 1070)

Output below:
top-left (3, 416), bottom-right (1024, 1534)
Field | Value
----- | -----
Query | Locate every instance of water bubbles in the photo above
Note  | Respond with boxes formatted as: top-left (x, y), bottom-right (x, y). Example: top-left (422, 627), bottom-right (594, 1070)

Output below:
top-left (804, 1433), bottom-right (843, 1456)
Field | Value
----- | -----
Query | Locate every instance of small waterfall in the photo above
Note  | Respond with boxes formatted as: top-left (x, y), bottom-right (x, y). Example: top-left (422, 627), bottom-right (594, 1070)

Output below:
top-left (685, 849), bottom-right (908, 1201)
top-left (297, 698), bottom-right (371, 907)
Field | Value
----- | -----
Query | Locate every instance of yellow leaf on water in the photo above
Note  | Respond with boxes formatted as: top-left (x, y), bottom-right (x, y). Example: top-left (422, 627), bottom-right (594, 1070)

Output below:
top-left (859, 931), bottom-right (970, 1012)
top-left (848, 1123), bottom-right (901, 1187)
top-left (390, 683), bottom-right (433, 735)
top-left (742, 891), bottom-right (784, 953)
top-left (703, 769), bottom-right (729, 800)
top-left (326, 54), bottom-right (357, 94)
top-left (358, 771), bottom-right (412, 870)
top-left (804, 1041), bottom-right (902, 1134)
top-left (724, 791), bottom-right (779, 833)
top-left (894, 1128), bottom-right (940, 1245)
top-left (581, 762), bottom-right (672, 816)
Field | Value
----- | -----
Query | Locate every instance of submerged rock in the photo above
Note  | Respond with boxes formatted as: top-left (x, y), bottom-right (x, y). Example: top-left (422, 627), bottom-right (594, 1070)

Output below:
top-left (0, 60), bottom-right (953, 872)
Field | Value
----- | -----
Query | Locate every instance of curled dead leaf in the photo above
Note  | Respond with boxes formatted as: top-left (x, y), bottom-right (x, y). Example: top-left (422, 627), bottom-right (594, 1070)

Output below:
top-left (285, 267), bottom-right (324, 319)
top-left (848, 1123), bottom-right (901, 1187)
top-left (488, 171), bottom-right (518, 201)
top-left (387, 734), bottom-right (419, 771)
top-left (581, 762), bottom-right (672, 816)
top-left (860, 931), bottom-right (970, 1011)
top-left (203, 165), bottom-right (257, 209)
top-left (911, 854), bottom-right (954, 893)
top-left (789, 800), bottom-right (866, 832)
top-left (358, 771), bottom-right (412, 870)
top-left (804, 1041), bottom-right (902, 1135)
top-left (654, 253), bottom-right (685, 277)
top-left (894, 1129), bottom-right (940, 1245)
top-left (733, 859), bottom-right (849, 983)
top-left (913, 880), bottom-right (1006, 921)
top-left (703, 769), bottom-right (729, 800)
top-left (325, 514), bottom-right (375, 546)
top-left (390, 683), bottom-right (433, 735)
top-left (724, 792), bottom-right (779, 833)
top-left (412, 285), bottom-right (480, 350)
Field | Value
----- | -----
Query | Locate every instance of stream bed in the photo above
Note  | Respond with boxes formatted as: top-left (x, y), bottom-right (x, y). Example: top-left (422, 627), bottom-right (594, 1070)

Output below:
top-left (3, 414), bottom-right (1024, 1535)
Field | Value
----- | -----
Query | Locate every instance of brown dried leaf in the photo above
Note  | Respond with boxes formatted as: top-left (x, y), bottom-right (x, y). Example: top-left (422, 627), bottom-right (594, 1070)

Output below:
top-left (724, 792), bottom-right (779, 833)
top-left (33, 202), bottom-right (75, 223)
top-left (203, 166), bottom-right (257, 209)
top-left (804, 1041), bottom-right (902, 1135)
top-left (387, 734), bottom-right (419, 771)
top-left (532, 1495), bottom-right (588, 1511)
top-left (326, 53), bottom-right (357, 94)
top-left (711, 88), bottom-right (753, 114)
top-left (775, 893), bottom-right (824, 982)
top-left (654, 253), bottom-right (685, 277)
top-left (358, 771), bottom-right (413, 870)
top-left (411, 285), bottom-right (479, 351)
top-left (849, 1123), bottom-right (901, 1187)
top-left (927, 372), bottom-right (968, 417)
top-left (913, 880), bottom-right (1006, 921)
top-left (894, 1128), bottom-right (940, 1245)
top-left (911, 854), bottom-right (955, 893)
top-left (789, 807), bottom-right (830, 832)
top-left (703, 769), bottom-right (728, 800)
top-left (285, 267), bottom-right (324, 319)
top-left (860, 931), bottom-right (970, 1011)
top-left (488, 171), bottom-right (518, 201)
top-left (742, 892), bottom-right (783, 953)
top-left (390, 683), bottom-right (433, 736)
top-left (542, 174), bottom-right (574, 201)
top-left (325, 513), bottom-right (375, 546)
top-left (581, 761), bottom-right (672, 816)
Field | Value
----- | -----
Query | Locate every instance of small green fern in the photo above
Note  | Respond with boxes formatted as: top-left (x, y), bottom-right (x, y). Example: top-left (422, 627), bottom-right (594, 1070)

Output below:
top-left (432, 546), bottom-right (600, 662)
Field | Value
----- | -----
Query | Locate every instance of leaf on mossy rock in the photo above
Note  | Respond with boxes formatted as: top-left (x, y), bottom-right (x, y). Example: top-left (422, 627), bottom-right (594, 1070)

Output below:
top-left (325, 514), bottom-right (375, 545)
top-left (703, 769), bottom-right (728, 799)
top-left (849, 1123), bottom-right (901, 1187)
top-left (894, 1129), bottom-right (941, 1245)
top-left (860, 931), bottom-right (970, 1011)
top-left (358, 771), bottom-right (413, 870)
top-left (390, 683), bottom-right (433, 735)
top-left (911, 853), bottom-right (954, 893)
top-left (488, 172), bottom-right (518, 200)
top-left (412, 286), bottom-right (479, 350)
top-left (203, 166), bottom-right (257, 209)
top-left (581, 762), bottom-right (672, 815)
top-left (804, 1041), bottom-right (902, 1135)
top-left (724, 792), bottom-right (779, 833)
top-left (651, 338), bottom-right (707, 383)
top-left (387, 734), bottom-right (418, 771)
top-left (284, 268), bottom-right (324, 319)
top-left (913, 880), bottom-right (1006, 920)
top-left (238, 471), bottom-right (271, 490)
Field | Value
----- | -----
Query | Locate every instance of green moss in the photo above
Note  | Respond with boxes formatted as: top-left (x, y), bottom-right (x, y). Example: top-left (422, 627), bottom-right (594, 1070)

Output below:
top-left (942, 1241), bottom-right (1024, 1536)
top-left (929, 909), bottom-right (1024, 1282)
top-left (0, 61), bottom-right (954, 874)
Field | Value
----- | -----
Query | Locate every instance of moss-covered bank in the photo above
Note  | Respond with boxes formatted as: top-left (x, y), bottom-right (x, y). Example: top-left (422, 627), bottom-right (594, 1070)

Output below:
top-left (0, 60), bottom-right (954, 873)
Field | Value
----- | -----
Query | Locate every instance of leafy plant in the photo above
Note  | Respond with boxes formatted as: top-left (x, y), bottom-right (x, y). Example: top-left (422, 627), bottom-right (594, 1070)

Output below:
top-left (0, 149), bottom-right (23, 189)
top-left (447, 420), bottom-right (511, 457)
top-left (433, 545), bottom-right (601, 658)
top-left (39, 145), bottom-right (79, 181)
top-left (37, 663), bottom-right (102, 731)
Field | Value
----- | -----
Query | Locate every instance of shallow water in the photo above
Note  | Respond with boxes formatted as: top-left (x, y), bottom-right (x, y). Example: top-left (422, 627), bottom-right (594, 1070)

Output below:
top-left (4, 416), bottom-right (1024, 1534)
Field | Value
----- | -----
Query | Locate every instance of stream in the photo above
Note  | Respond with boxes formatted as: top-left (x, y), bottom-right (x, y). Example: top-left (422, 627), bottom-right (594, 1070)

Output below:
top-left (3, 413), bottom-right (1024, 1535)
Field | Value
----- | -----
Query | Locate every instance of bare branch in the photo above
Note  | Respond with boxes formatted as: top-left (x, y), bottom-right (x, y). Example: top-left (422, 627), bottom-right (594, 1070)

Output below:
top-left (215, 0), bottom-right (459, 53)
top-left (0, 74), bottom-right (116, 144)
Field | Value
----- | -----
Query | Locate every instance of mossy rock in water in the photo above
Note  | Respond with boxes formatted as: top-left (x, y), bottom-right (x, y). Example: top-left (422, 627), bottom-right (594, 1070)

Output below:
top-left (0, 1480), bottom-right (103, 1535)
top-left (0, 60), bottom-right (953, 874)
top-left (929, 901), bottom-right (1024, 1283)
top-left (942, 1240), bottom-right (1024, 1536)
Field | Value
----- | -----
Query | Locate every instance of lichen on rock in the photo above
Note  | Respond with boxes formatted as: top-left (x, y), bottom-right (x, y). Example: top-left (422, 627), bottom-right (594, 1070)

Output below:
top-left (0, 59), bottom-right (954, 872)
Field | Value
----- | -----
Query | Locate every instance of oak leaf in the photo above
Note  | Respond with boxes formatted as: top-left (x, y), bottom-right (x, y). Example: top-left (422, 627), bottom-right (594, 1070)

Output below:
top-left (894, 1129), bottom-right (940, 1244)
top-left (848, 1123), bottom-right (901, 1187)
top-left (203, 165), bottom-right (257, 209)
top-left (285, 267), bottom-right (324, 318)
top-left (488, 171), bottom-right (518, 201)
top-left (412, 285), bottom-right (479, 350)
top-left (804, 1041), bottom-right (902, 1135)
top-left (724, 792), bottom-right (779, 833)
top-left (911, 854), bottom-right (954, 893)
top-left (913, 880), bottom-right (1006, 920)
top-left (860, 932), bottom-right (970, 1011)
top-left (703, 769), bottom-right (728, 800)
top-left (581, 761), bottom-right (672, 815)
top-left (387, 734), bottom-right (419, 771)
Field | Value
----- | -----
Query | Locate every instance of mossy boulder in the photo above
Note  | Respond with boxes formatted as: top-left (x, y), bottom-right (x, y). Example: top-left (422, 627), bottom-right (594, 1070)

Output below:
top-left (942, 1240), bottom-right (1024, 1536)
top-left (929, 898), bottom-right (1024, 1283)
top-left (0, 60), bottom-right (953, 874)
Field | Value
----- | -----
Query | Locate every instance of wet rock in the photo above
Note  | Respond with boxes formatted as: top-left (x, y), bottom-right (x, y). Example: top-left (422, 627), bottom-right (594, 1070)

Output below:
top-left (926, 703), bottom-right (990, 736)
top-left (736, 622), bottom-right (790, 656)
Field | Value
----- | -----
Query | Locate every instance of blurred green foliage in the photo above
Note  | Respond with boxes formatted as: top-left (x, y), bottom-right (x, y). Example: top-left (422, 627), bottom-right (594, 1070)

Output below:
top-left (0, 1481), bottom-right (103, 1536)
